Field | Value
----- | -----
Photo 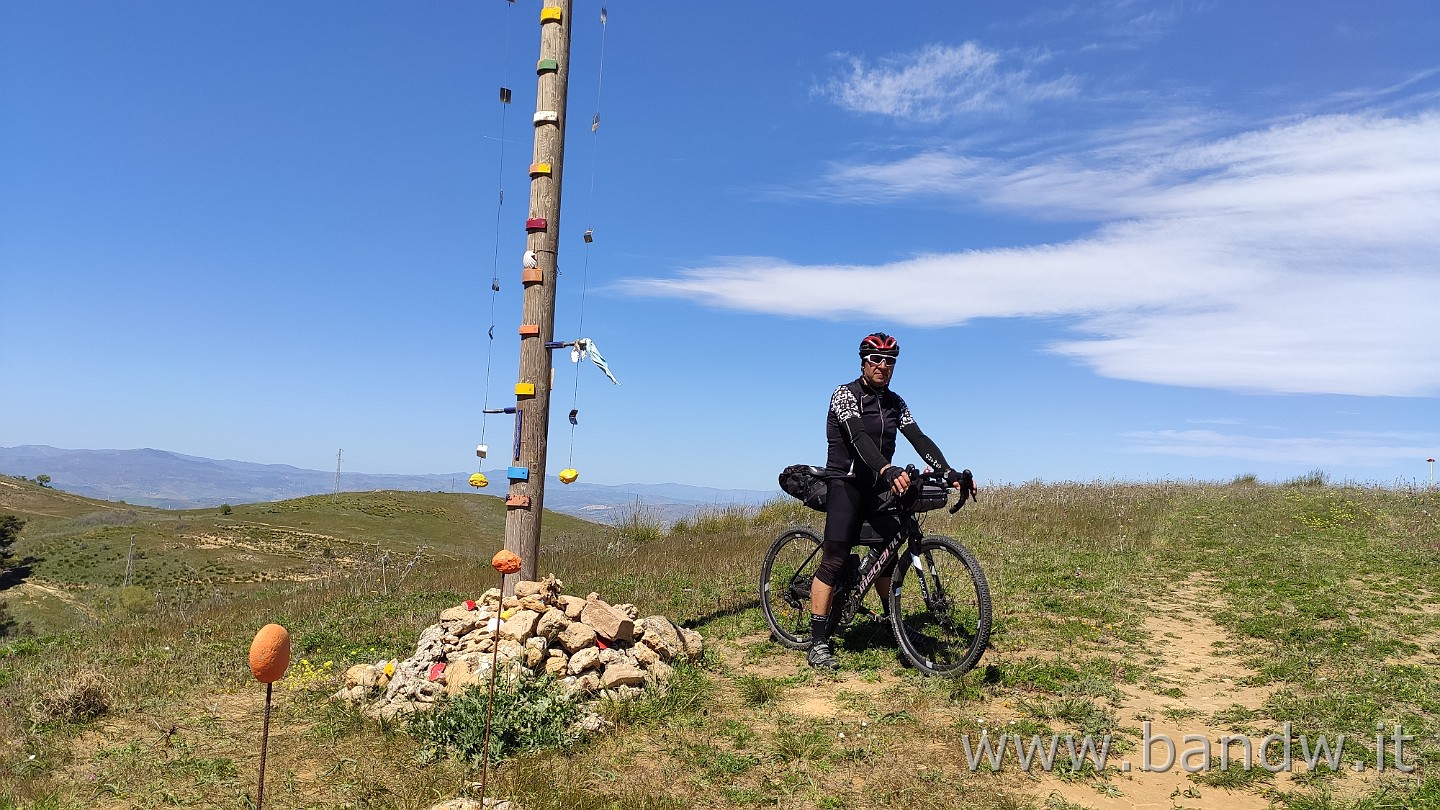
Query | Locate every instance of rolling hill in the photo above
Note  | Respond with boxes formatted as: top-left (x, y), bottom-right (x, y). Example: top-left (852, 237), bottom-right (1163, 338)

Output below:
top-left (0, 445), bottom-right (775, 522)
top-left (0, 472), bottom-right (608, 633)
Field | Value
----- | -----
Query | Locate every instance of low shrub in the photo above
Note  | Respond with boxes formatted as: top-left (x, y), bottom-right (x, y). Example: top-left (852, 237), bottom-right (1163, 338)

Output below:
top-left (409, 674), bottom-right (588, 766)
top-left (30, 670), bottom-right (110, 725)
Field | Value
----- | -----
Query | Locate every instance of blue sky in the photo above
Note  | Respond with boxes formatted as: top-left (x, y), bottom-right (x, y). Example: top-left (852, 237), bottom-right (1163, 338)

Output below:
top-left (3, 1), bottom-right (1438, 492)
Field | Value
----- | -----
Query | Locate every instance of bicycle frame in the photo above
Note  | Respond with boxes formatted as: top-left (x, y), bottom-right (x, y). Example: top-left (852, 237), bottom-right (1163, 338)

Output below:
top-left (834, 509), bottom-right (923, 627)
top-left (833, 468), bottom-right (972, 622)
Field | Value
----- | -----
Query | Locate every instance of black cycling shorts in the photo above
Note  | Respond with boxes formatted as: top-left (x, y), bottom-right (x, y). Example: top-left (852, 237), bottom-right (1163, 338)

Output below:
top-left (815, 476), bottom-right (903, 587)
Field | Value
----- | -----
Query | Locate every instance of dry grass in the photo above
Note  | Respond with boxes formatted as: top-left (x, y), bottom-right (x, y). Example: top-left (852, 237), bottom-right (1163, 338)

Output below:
top-left (28, 671), bottom-right (111, 726)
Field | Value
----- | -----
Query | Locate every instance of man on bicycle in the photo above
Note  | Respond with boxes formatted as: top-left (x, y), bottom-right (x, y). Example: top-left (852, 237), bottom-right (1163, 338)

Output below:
top-left (808, 332), bottom-right (976, 669)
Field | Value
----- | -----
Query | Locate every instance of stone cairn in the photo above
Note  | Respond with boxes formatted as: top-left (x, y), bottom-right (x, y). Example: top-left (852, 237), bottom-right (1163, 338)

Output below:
top-left (333, 574), bottom-right (704, 720)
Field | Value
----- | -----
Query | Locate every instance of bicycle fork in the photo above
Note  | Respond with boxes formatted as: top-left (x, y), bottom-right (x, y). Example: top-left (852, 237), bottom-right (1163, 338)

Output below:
top-left (891, 536), bottom-right (949, 613)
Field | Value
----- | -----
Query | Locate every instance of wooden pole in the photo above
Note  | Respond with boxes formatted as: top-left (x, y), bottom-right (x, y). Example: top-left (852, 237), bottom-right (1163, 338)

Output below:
top-left (504, 0), bottom-right (573, 592)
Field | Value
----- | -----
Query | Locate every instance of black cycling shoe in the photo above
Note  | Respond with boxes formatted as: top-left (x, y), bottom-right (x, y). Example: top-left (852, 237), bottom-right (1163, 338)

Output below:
top-left (808, 640), bottom-right (840, 669)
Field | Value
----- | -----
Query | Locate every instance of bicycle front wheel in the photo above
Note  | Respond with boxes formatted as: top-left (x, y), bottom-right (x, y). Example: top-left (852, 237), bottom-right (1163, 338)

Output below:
top-left (759, 526), bottom-right (824, 649)
top-left (888, 535), bottom-right (991, 676)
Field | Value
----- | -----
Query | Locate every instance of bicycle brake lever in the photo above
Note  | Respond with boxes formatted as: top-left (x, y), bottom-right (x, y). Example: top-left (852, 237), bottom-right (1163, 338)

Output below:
top-left (947, 469), bottom-right (975, 513)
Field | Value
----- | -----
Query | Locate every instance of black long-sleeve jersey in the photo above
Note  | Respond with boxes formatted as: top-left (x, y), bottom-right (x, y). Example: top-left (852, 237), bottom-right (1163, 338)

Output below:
top-left (825, 377), bottom-right (950, 482)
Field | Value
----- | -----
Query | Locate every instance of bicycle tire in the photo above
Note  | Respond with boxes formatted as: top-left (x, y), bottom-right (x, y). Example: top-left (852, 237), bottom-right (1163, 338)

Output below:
top-left (887, 535), bottom-right (991, 676)
top-left (759, 526), bottom-right (824, 649)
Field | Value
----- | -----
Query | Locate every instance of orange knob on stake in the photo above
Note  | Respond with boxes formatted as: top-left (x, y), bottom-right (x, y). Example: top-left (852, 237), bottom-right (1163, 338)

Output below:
top-left (491, 549), bottom-right (522, 575)
top-left (249, 624), bottom-right (291, 684)
top-left (249, 623), bottom-right (290, 810)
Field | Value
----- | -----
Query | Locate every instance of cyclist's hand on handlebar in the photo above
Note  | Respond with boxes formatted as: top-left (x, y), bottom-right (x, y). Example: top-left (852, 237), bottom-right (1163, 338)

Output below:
top-left (881, 465), bottom-right (910, 495)
top-left (946, 468), bottom-right (978, 497)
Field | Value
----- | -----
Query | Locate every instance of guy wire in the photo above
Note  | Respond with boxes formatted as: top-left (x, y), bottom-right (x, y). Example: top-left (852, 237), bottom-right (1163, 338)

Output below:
top-left (480, 0), bottom-right (516, 448)
top-left (568, 6), bottom-right (609, 467)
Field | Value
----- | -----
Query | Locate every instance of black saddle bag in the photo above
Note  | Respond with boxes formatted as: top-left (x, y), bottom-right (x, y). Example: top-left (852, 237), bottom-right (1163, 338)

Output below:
top-left (778, 464), bottom-right (830, 512)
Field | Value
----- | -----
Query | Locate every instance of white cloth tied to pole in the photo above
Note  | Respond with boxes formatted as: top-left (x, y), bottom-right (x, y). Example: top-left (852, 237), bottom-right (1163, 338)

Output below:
top-left (571, 338), bottom-right (619, 385)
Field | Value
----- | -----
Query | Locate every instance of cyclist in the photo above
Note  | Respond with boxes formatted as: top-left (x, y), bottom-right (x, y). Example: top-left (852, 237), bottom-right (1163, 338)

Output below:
top-left (807, 332), bottom-right (977, 669)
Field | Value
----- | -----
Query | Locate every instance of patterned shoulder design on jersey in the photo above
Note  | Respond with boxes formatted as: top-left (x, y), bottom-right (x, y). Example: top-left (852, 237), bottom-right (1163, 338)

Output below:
top-left (830, 385), bottom-right (861, 422)
top-left (892, 391), bottom-right (916, 429)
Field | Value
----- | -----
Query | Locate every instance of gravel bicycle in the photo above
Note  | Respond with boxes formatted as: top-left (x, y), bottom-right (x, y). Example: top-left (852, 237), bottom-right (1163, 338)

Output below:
top-left (760, 467), bottom-right (992, 676)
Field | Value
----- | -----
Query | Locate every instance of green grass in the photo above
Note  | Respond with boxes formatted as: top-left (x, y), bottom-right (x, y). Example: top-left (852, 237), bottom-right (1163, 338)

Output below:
top-left (1188, 755), bottom-right (1277, 790)
top-left (2, 475), bottom-right (1439, 809)
top-left (735, 674), bottom-right (791, 708)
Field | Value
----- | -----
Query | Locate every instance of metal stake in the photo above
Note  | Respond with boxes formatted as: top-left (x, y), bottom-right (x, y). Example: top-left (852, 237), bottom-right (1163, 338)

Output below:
top-left (477, 580), bottom-right (505, 801)
top-left (257, 682), bottom-right (273, 810)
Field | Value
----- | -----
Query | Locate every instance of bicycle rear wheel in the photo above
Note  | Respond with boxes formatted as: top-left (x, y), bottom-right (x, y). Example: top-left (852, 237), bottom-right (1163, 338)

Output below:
top-left (888, 535), bottom-right (991, 676)
top-left (759, 526), bottom-right (824, 649)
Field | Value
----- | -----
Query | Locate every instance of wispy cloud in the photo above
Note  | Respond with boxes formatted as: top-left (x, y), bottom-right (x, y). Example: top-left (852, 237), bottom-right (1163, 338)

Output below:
top-left (1323, 67), bottom-right (1440, 115)
top-left (1021, 0), bottom-right (1188, 51)
top-left (1125, 429), bottom-right (1438, 468)
top-left (817, 43), bottom-right (1078, 123)
top-left (621, 112), bottom-right (1440, 397)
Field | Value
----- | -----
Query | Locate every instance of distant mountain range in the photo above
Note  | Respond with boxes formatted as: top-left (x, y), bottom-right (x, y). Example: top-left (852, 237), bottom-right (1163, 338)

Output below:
top-left (0, 445), bottom-right (776, 524)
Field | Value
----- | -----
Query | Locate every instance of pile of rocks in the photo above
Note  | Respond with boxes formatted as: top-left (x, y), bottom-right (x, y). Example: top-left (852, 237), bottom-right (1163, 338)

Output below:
top-left (334, 575), bottom-right (704, 720)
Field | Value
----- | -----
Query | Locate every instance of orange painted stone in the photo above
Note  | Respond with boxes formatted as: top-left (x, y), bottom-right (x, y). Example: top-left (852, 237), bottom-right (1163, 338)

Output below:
top-left (249, 624), bottom-right (291, 684)
top-left (492, 549), bottom-right (523, 574)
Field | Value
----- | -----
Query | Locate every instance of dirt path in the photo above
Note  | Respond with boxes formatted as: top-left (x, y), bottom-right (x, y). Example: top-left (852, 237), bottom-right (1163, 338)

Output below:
top-left (728, 579), bottom-right (1335, 809)
top-left (1034, 579), bottom-right (1281, 809)
top-left (11, 580), bottom-right (97, 619)
top-left (1016, 578), bottom-right (1383, 809)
